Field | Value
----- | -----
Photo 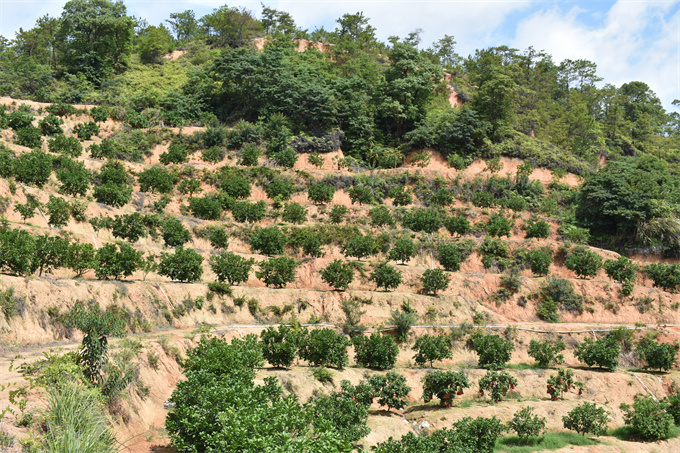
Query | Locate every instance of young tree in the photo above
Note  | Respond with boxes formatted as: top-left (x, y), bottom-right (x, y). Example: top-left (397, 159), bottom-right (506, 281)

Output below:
top-left (209, 253), bottom-right (255, 285)
top-left (422, 370), bottom-right (470, 407)
top-left (33, 234), bottom-right (70, 276)
top-left (507, 407), bottom-right (546, 443)
top-left (320, 259), bottom-right (354, 291)
top-left (524, 219), bottom-right (550, 239)
top-left (157, 246), bottom-right (203, 283)
top-left (56, 158), bottom-right (91, 196)
top-left (370, 262), bottom-right (402, 291)
top-left (574, 336), bottom-right (620, 371)
top-left (328, 205), bottom-right (348, 224)
top-left (369, 205), bottom-right (394, 228)
top-left (281, 202), bottom-right (307, 224)
top-left (367, 371), bottom-right (411, 411)
top-left (249, 227), bottom-right (287, 256)
top-left (299, 328), bottom-right (351, 368)
top-left (412, 334), bottom-right (452, 367)
top-left (486, 213), bottom-right (512, 238)
top-left (66, 241), bottom-right (97, 277)
top-left (478, 370), bottom-right (517, 403)
top-left (46, 195), bottom-right (71, 227)
top-left (256, 257), bottom-right (298, 288)
top-left (420, 268), bottom-right (450, 295)
top-left (341, 234), bottom-right (375, 261)
top-left (95, 243), bottom-right (144, 280)
top-left (527, 338), bottom-right (566, 367)
top-left (307, 182), bottom-right (335, 205)
top-left (260, 325), bottom-right (301, 368)
top-left (111, 213), bottom-right (147, 242)
top-left (565, 246), bottom-right (603, 279)
top-left (620, 396), bottom-right (673, 441)
top-left (563, 402), bottom-right (609, 437)
top-left (352, 333), bottom-right (398, 370)
top-left (138, 165), bottom-right (178, 194)
top-left (387, 236), bottom-right (417, 264)
top-left (472, 334), bottom-right (514, 369)
top-left (635, 337), bottom-right (677, 372)
top-left (188, 195), bottom-right (223, 220)
top-left (444, 215), bottom-right (470, 237)
top-left (528, 247), bottom-right (553, 276)
top-left (162, 218), bottom-right (191, 247)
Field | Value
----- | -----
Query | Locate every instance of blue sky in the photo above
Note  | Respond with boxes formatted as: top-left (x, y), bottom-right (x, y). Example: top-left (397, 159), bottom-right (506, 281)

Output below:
top-left (1, 0), bottom-right (678, 110)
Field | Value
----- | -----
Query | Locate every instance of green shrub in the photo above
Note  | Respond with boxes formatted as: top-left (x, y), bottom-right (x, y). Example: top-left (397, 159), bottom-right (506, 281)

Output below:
top-left (89, 105), bottom-right (109, 123)
top-left (188, 195), bottom-right (222, 220)
top-left (39, 115), bottom-right (64, 136)
top-left (558, 224), bottom-right (590, 244)
top-left (388, 186), bottom-right (412, 206)
top-left (537, 276), bottom-right (584, 318)
top-left (369, 205), bottom-right (394, 228)
top-left (478, 370), bottom-right (517, 403)
top-left (370, 262), bottom-right (402, 291)
top-left (111, 213), bottom-right (147, 242)
top-left (255, 256), bottom-right (298, 288)
top-left (389, 306), bottom-right (417, 343)
top-left (574, 336), bottom-right (620, 371)
top-left (250, 227), bottom-right (287, 256)
top-left (281, 202), bottom-right (307, 224)
top-left (158, 246), bottom-right (204, 283)
top-left (412, 334), bottom-right (452, 367)
top-left (328, 205), bottom-right (348, 223)
top-left (95, 243), bottom-right (143, 280)
top-left (565, 246), bottom-right (603, 279)
top-left (527, 338), bottom-right (565, 367)
top-left (260, 325), bottom-right (301, 368)
top-left (14, 150), bottom-right (52, 187)
top-left (387, 236), bottom-right (417, 264)
top-left (73, 121), bottom-right (100, 140)
top-left (525, 219), bottom-right (550, 239)
top-left (299, 328), bottom-right (351, 368)
top-left (320, 259), bottom-right (354, 291)
top-left (161, 218), bottom-right (191, 247)
top-left (93, 161), bottom-right (133, 208)
top-left (341, 234), bottom-right (375, 261)
top-left (422, 370), bottom-right (470, 406)
top-left (8, 109), bottom-right (34, 130)
top-left (420, 268), bottom-right (450, 295)
top-left (221, 175), bottom-right (252, 199)
top-left (444, 215), bottom-right (470, 237)
top-left (48, 134), bottom-right (82, 157)
top-left (562, 402), bottom-right (609, 436)
top-left (16, 126), bottom-right (43, 148)
top-left (46, 195), bottom-right (71, 227)
top-left (472, 334), bottom-right (514, 369)
top-left (307, 182), bottom-right (335, 204)
top-left (479, 237), bottom-right (510, 271)
top-left (507, 407), bottom-right (546, 443)
top-left (265, 178), bottom-right (295, 201)
top-left (210, 253), bottom-right (255, 285)
top-left (231, 200), bottom-right (267, 223)
top-left (159, 143), bottom-right (188, 164)
top-left (352, 333), bottom-right (398, 370)
top-left (239, 143), bottom-right (260, 166)
top-left (272, 147), bottom-right (298, 168)
top-left (645, 262), bottom-right (680, 292)
top-left (138, 166), bottom-right (178, 194)
top-left (367, 371), bottom-right (411, 411)
top-left (177, 179), bottom-right (202, 198)
top-left (621, 396), bottom-right (674, 441)
top-left (604, 256), bottom-right (638, 294)
top-left (528, 247), bottom-right (553, 276)
top-left (401, 208), bottom-right (441, 233)
top-left (486, 213), bottom-right (512, 238)
top-left (635, 337), bottom-right (677, 372)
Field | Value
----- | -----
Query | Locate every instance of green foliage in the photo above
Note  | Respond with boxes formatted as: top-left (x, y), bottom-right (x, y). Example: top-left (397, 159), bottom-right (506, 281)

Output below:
top-left (265, 178), bottom-right (295, 201)
top-left (401, 208), bottom-right (441, 233)
top-left (320, 259), bottom-right (354, 291)
top-left (486, 213), bottom-right (513, 238)
top-left (210, 253), bottom-right (255, 285)
top-left (536, 277), bottom-right (584, 321)
top-left (260, 325), bottom-right (301, 368)
top-left (420, 268), bottom-right (450, 295)
top-left (239, 144), bottom-right (260, 166)
top-left (412, 334), bottom-right (452, 367)
top-left (89, 106), bottom-right (109, 123)
top-left (0, 228), bottom-right (38, 276)
top-left (188, 194), bottom-right (222, 220)
top-left (527, 338), bottom-right (565, 367)
top-left (177, 178), bottom-right (201, 197)
top-left (93, 160), bottom-right (133, 207)
top-left (56, 158), bottom-right (91, 196)
top-left (8, 109), bottom-right (34, 130)
top-left (158, 246), bottom-right (203, 283)
top-left (422, 370), bottom-right (470, 406)
top-left (255, 256), bottom-right (298, 288)
top-left (73, 121), bottom-right (100, 140)
top-left (507, 407), bottom-right (546, 443)
top-left (250, 227), bottom-right (287, 256)
top-left (645, 263), bottom-right (680, 292)
top-left (562, 402), bottom-right (610, 437)
top-left (528, 247), bottom-right (553, 276)
top-left (546, 368), bottom-right (576, 400)
top-left (46, 195), bottom-right (71, 227)
top-left (110, 213), bottom-right (146, 242)
top-left (389, 307), bottom-right (418, 343)
top-left (369, 205), bottom-right (394, 228)
top-left (437, 240), bottom-right (475, 272)
top-left (307, 182), bottom-right (335, 204)
top-left (525, 219), bottom-right (550, 239)
top-left (479, 237), bottom-right (510, 271)
top-left (621, 396), bottom-right (674, 441)
top-left (635, 337), bottom-right (677, 372)
top-left (16, 126), bottom-right (42, 148)
top-left (231, 200), bottom-right (267, 223)
top-left (14, 150), bottom-right (52, 187)
top-left (221, 175), bottom-right (252, 199)
top-left (367, 371), bottom-right (411, 411)
top-left (352, 333), bottom-right (398, 370)
top-left (281, 202), bottom-right (307, 224)
top-left (388, 186), bottom-right (413, 206)
top-left (95, 243), bottom-right (143, 280)
top-left (161, 218), bottom-right (190, 247)
top-left (66, 242), bottom-right (97, 277)
top-left (33, 234), bottom-right (69, 276)
top-left (341, 234), bottom-right (375, 260)
top-left (574, 336), bottom-right (620, 371)
top-left (472, 334), bottom-right (514, 369)
top-left (159, 143), bottom-right (187, 164)
top-left (565, 246), bottom-right (603, 279)
top-left (328, 205), bottom-right (348, 224)
top-left (299, 328), bottom-right (351, 368)
top-left (370, 262), bottom-right (402, 291)
top-left (138, 165), bottom-right (177, 193)
top-left (478, 369), bottom-right (518, 403)
top-left (49, 134), bottom-right (83, 157)
top-left (387, 236), bottom-right (417, 265)
top-left (662, 393), bottom-right (680, 425)
top-left (39, 115), bottom-right (64, 136)
top-left (444, 215), bottom-right (470, 237)
top-left (604, 256), bottom-right (638, 291)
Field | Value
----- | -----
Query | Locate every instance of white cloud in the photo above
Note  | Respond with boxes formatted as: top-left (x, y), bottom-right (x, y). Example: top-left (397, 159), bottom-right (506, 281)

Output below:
top-left (511, 1), bottom-right (680, 109)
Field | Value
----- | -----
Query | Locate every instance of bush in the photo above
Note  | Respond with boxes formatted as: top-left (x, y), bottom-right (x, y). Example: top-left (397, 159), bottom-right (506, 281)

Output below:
top-left (388, 186), bottom-right (412, 206)
top-left (188, 195), bottom-right (222, 220)
top-left (478, 370), bottom-right (517, 403)
top-left (604, 256), bottom-right (638, 294)
top-left (645, 262), bottom-right (680, 292)
top-left (89, 105), bottom-right (109, 123)
top-left (231, 200), bottom-right (267, 223)
top-left (272, 147), bottom-right (298, 168)
top-left (46, 195), bottom-right (71, 227)
top-left (239, 144), bottom-right (260, 166)
top-left (546, 368), bottom-right (576, 400)
top-left (73, 121), bottom-right (100, 140)
top-left (66, 242), bottom-right (97, 277)
top-left (444, 215), bottom-right (470, 237)
top-left (507, 407), bottom-right (546, 443)
top-left (412, 334), bottom-right (452, 367)
top-left (635, 337), bottom-right (677, 372)
top-left (486, 213), bottom-right (512, 238)
top-left (221, 175), bottom-right (252, 199)
top-left (537, 277), bottom-right (584, 321)
top-left (39, 114), bottom-right (64, 136)
top-left (341, 234), bottom-right (375, 260)
top-left (56, 159), bottom-right (90, 197)
top-left (369, 205), bottom-right (394, 228)
top-left (210, 253), bottom-right (255, 285)
top-left (663, 393), bottom-right (680, 425)
top-left (260, 325), bottom-right (301, 368)
top-left (95, 243), bottom-right (143, 280)
top-left (387, 236), bottom-right (417, 264)
top-left (328, 205), bottom-right (347, 223)
top-left (93, 161), bottom-right (133, 208)
top-left (472, 334), bottom-right (514, 369)
top-left (437, 243), bottom-right (463, 271)
top-left (565, 246), bottom-right (603, 279)
top-left (14, 150), bottom-right (52, 187)
top-left (370, 262), bottom-right (402, 291)
top-left (401, 208), bottom-right (441, 233)
top-left (138, 166), bottom-right (177, 194)
top-left (33, 234), bottom-right (70, 276)
top-left (524, 219), bottom-right (550, 239)
top-left (158, 246), bottom-right (204, 283)
top-left (255, 257), bottom-right (297, 288)
top-left (177, 178), bottom-right (202, 197)
top-left (479, 237), bottom-right (510, 271)
top-left (421, 268), bottom-right (450, 295)
top-left (352, 333), bottom-right (398, 370)
top-left (281, 202), bottom-right (307, 224)
top-left (574, 336), bottom-right (620, 371)
top-left (250, 227), bottom-right (287, 256)
top-left (367, 371), bottom-right (411, 411)
top-left (422, 370), bottom-right (470, 406)
top-left (265, 178), bottom-right (295, 201)
top-left (528, 247), bottom-right (553, 276)
top-left (320, 259), bottom-right (354, 291)
top-left (111, 213), bottom-right (147, 242)
top-left (307, 182), bottom-right (335, 204)
top-left (299, 328), bottom-right (351, 368)
top-left (48, 134), bottom-right (82, 157)
top-left (125, 111), bottom-right (149, 129)
top-left (0, 228), bottom-right (38, 276)
top-left (159, 143), bottom-right (188, 164)
top-left (528, 338), bottom-right (566, 367)
top-left (162, 218), bottom-right (190, 247)
top-left (16, 126), bottom-right (43, 148)
top-left (621, 396), bottom-right (674, 441)
top-left (562, 402), bottom-right (609, 436)
top-left (347, 185), bottom-right (376, 205)
top-left (8, 109), bottom-right (34, 130)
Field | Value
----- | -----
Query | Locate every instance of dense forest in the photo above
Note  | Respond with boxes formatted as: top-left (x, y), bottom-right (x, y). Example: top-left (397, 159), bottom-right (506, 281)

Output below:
top-left (3, 1), bottom-right (680, 452)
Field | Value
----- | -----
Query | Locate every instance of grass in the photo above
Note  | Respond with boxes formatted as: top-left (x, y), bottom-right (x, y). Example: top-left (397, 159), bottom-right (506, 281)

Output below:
top-left (495, 432), bottom-right (598, 452)
top-left (609, 425), bottom-right (680, 442)
top-left (505, 363), bottom-right (536, 370)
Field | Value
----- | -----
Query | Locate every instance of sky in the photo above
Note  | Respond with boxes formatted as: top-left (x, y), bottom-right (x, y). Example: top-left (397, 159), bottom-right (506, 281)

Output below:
top-left (0, 0), bottom-right (678, 110)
